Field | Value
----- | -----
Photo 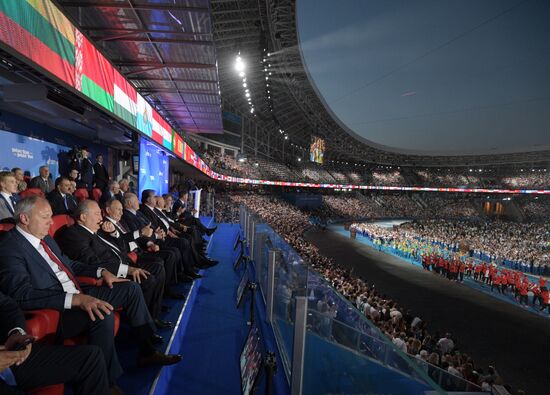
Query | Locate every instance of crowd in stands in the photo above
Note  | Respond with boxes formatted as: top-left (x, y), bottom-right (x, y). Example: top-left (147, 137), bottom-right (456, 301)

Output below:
top-left (194, 149), bottom-right (550, 189)
top-left (0, 152), bottom-right (219, 394)
top-left (518, 198), bottom-right (550, 221)
top-left (215, 192), bottom-right (523, 392)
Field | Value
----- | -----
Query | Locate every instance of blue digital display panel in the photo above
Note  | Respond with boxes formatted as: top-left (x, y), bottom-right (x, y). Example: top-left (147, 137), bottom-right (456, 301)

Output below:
top-left (138, 138), bottom-right (169, 198)
top-left (0, 129), bottom-right (69, 179)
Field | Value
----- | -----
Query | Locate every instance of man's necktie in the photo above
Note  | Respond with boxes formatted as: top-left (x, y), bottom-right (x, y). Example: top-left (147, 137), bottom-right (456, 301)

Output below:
top-left (9, 195), bottom-right (17, 207)
top-left (0, 367), bottom-right (16, 386)
top-left (63, 195), bottom-right (69, 210)
top-left (39, 240), bottom-right (82, 292)
top-left (117, 221), bottom-right (129, 233)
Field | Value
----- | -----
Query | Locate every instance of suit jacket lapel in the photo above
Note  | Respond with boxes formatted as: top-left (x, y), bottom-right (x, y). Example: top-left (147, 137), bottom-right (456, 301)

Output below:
top-left (12, 230), bottom-right (62, 285)
top-left (0, 194), bottom-right (14, 215)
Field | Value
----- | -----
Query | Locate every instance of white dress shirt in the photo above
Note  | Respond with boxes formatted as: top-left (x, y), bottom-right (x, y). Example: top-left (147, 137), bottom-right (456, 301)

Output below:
top-left (16, 226), bottom-right (78, 309)
top-left (105, 216), bottom-right (140, 251)
top-left (79, 224), bottom-right (129, 278)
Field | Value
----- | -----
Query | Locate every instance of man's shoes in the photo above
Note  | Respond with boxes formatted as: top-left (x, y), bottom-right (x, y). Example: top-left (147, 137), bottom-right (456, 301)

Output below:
top-left (165, 291), bottom-right (186, 300)
top-left (205, 226), bottom-right (217, 236)
top-left (197, 259), bottom-right (219, 269)
top-left (150, 333), bottom-right (164, 344)
top-left (187, 272), bottom-right (203, 280)
top-left (111, 384), bottom-right (125, 395)
top-left (179, 275), bottom-right (194, 283)
top-left (154, 319), bottom-right (173, 329)
top-left (138, 351), bottom-right (182, 368)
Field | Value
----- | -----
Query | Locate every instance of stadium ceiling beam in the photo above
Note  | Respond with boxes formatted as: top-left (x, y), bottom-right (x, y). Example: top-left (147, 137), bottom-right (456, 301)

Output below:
top-left (117, 61), bottom-right (216, 76)
top-left (213, 17), bottom-right (260, 25)
top-left (58, 1), bottom-right (209, 12)
top-left (139, 88), bottom-right (220, 96)
top-left (82, 26), bottom-right (212, 38)
top-left (97, 36), bottom-right (213, 46)
top-left (127, 76), bottom-right (218, 84)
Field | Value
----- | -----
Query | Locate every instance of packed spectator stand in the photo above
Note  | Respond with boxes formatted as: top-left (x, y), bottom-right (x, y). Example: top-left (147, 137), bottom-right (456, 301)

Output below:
top-left (214, 192), bottom-right (542, 393)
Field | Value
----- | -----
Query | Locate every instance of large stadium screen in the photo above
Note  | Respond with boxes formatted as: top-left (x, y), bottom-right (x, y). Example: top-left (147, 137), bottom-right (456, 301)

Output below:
top-left (310, 136), bottom-right (325, 164)
top-left (138, 138), bottom-right (169, 199)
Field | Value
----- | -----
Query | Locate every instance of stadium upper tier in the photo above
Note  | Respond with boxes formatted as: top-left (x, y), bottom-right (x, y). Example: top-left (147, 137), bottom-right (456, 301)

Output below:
top-left (201, 149), bottom-right (549, 190)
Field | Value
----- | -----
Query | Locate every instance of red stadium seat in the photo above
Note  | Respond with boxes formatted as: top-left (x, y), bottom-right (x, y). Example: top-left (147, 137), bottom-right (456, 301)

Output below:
top-left (19, 188), bottom-right (45, 198)
top-left (91, 188), bottom-right (102, 203)
top-left (74, 188), bottom-right (89, 202)
top-left (48, 215), bottom-right (74, 238)
top-left (0, 222), bottom-right (14, 232)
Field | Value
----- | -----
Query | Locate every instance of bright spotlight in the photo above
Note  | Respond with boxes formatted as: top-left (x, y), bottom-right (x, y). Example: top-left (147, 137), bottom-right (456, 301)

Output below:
top-left (245, 92), bottom-right (250, 97)
top-left (235, 56), bottom-right (245, 73)
top-left (243, 83), bottom-right (247, 88)
top-left (239, 71), bottom-right (245, 78)
top-left (284, 135), bottom-right (288, 140)
top-left (250, 108), bottom-right (254, 113)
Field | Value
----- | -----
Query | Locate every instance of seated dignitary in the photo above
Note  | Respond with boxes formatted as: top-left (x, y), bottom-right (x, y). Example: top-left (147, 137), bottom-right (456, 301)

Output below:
top-left (123, 192), bottom-right (201, 280)
top-left (0, 171), bottom-right (19, 222)
top-left (47, 176), bottom-right (78, 215)
top-left (102, 198), bottom-right (184, 301)
top-left (155, 195), bottom-right (217, 268)
top-left (0, 196), bottom-right (182, 388)
top-left (56, 200), bottom-right (168, 328)
top-left (28, 166), bottom-right (54, 194)
top-left (11, 168), bottom-right (27, 193)
top-left (0, 291), bottom-right (110, 395)
top-left (140, 190), bottom-right (217, 270)
top-left (100, 180), bottom-right (122, 207)
top-left (172, 187), bottom-right (216, 236)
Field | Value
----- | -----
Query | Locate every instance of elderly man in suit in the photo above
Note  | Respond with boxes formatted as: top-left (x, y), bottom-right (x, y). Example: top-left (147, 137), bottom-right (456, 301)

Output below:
top-left (47, 177), bottom-right (78, 215)
top-left (28, 166), bottom-right (54, 194)
top-left (103, 198), bottom-right (183, 299)
top-left (55, 199), bottom-right (168, 328)
top-left (0, 291), bottom-right (111, 395)
top-left (0, 196), bottom-right (181, 388)
top-left (0, 171), bottom-right (19, 222)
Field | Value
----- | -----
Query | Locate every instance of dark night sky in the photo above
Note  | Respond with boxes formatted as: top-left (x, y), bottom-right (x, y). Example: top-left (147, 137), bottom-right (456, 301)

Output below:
top-left (297, 0), bottom-right (550, 155)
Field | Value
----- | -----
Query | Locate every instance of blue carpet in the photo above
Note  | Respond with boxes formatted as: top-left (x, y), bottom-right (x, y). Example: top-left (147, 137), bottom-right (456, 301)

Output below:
top-left (332, 225), bottom-right (550, 319)
top-left (159, 223), bottom-right (251, 395)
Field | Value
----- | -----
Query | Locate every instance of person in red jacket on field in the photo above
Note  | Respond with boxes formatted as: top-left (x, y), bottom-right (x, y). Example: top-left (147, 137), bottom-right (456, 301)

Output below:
top-left (540, 287), bottom-right (549, 314)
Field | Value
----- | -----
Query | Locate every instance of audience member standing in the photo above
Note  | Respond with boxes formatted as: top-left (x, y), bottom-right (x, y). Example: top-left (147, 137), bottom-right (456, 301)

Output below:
top-left (93, 154), bottom-right (110, 191)
top-left (70, 147), bottom-right (94, 190)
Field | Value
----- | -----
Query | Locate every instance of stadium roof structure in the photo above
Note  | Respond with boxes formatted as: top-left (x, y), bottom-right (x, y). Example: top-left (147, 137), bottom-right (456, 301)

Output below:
top-left (57, 0), bottom-right (223, 135)
top-left (57, 0), bottom-right (550, 167)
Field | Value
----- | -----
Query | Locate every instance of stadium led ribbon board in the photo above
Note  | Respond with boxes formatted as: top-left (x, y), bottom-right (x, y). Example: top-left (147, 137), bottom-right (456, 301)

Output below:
top-left (0, 1), bottom-right (548, 195)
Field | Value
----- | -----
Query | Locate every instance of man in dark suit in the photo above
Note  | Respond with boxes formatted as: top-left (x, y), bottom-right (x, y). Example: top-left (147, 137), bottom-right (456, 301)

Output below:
top-left (70, 147), bottom-right (94, 190)
top-left (0, 171), bottom-right (19, 222)
top-left (47, 177), bottom-right (78, 215)
top-left (100, 180), bottom-right (121, 207)
top-left (93, 154), bottom-right (110, 191)
top-left (0, 196), bottom-right (181, 387)
top-left (173, 188), bottom-right (216, 236)
top-left (140, 190), bottom-right (217, 273)
top-left (28, 166), bottom-right (54, 194)
top-left (123, 192), bottom-right (200, 281)
top-left (56, 200), bottom-right (167, 326)
top-left (103, 198), bottom-right (183, 299)
top-left (0, 291), bottom-right (111, 395)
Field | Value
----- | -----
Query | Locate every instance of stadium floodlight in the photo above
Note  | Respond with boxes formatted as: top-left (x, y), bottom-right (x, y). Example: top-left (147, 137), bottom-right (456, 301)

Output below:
top-left (243, 83), bottom-right (247, 88)
top-left (250, 108), bottom-right (254, 113)
top-left (284, 135), bottom-right (288, 140)
top-left (245, 92), bottom-right (250, 98)
top-left (236, 152), bottom-right (247, 162)
top-left (235, 55), bottom-right (245, 73)
top-left (297, 157), bottom-right (301, 162)
top-left (239, 71), bottom-right (245, 78)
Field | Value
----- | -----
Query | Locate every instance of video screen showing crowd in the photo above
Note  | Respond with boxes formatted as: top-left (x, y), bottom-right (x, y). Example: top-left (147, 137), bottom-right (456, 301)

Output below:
top-left (0, 148), bottom-right (217, 395)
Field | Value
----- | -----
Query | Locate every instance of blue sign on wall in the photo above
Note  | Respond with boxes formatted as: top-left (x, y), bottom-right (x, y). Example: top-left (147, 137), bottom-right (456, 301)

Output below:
top-left (138, 138), bottom-right (169, 198)
top-left (0, 129), bottom-right (70, 179)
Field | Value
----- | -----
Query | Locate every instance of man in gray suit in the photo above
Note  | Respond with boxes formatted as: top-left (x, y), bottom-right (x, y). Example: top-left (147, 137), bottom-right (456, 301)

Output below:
top-left (28, 166), bottom-right (54, 194)
top-left (0, 171), bottom-right (18, 222)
